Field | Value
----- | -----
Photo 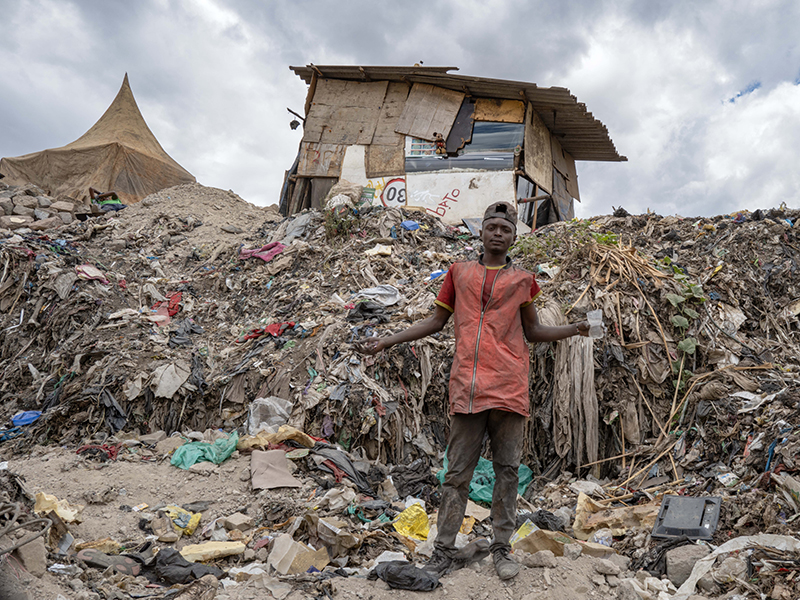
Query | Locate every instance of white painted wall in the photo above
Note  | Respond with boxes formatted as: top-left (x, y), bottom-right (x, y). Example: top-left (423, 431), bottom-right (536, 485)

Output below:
top-left (405, 170), bottom-right (516, 225)
top-left (339, 144), bottom-right (368, 185)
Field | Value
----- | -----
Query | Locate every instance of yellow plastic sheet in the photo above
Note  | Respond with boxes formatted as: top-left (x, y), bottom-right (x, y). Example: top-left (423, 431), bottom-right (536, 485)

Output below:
top-left (164, 505), bottom-right (202, 535)
top-left (393, 504), bottom-right (429, 541)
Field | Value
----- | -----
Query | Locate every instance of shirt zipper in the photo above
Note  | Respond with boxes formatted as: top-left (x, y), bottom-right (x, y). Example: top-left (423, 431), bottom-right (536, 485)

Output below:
top-left (468, 266), bottom-right (501, 413)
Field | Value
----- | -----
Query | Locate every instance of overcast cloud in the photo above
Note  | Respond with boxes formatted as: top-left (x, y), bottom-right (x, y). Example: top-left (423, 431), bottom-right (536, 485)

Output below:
top-left (1, 0), bottom-right (799, 218)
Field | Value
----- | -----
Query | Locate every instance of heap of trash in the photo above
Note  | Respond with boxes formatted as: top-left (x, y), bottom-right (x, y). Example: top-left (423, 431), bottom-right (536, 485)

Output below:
top-left (1, 176), bottom-right (799, 600)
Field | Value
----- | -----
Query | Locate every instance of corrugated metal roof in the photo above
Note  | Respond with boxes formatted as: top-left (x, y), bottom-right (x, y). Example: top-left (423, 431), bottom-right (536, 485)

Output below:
top-left (291, 65), bottom-right (626, 162)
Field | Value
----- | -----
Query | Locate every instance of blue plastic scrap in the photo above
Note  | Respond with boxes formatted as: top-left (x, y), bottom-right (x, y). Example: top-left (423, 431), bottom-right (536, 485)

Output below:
top-left (12, 411), bottom-right (42, 427)
top-left (400, 220), bottom-right (420, 231)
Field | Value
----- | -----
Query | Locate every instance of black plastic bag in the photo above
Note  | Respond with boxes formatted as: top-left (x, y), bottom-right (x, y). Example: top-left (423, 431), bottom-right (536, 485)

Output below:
top-left (369, 561), bottom-right (440, 591)
top-left (154, 548), bottom-right (223, 584)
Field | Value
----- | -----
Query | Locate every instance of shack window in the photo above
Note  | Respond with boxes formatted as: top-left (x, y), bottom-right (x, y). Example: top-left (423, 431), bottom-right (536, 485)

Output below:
top-left (405, 121), bottom-right (523, 173)
top-left (461, 122), bottom-right (524, 154)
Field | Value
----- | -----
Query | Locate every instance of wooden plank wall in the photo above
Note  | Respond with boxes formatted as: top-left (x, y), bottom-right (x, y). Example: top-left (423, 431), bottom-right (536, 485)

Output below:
top-left (550, 135), bottom-right (580, 201)
top-left (394, 83), bottom-right (464, 141)
top-left (366, 82), bottom-right (410, 178)
top-left (524, 103), bottom-right (553, 193)
top-left (473, 98), bottom-right (525, 123)
top-left (302, 79), bottom-right (388, 146)
top-left (297, 142), bottom-right (346, 177)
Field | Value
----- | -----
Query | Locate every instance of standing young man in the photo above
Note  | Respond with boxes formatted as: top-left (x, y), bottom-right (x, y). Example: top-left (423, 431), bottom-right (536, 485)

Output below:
top-left (356, 201), bottom-right (589, 580)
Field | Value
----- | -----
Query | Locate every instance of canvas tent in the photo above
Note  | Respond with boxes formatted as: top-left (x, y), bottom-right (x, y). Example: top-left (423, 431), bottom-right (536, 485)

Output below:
top-left (0, 74), bottom-right (195, 205)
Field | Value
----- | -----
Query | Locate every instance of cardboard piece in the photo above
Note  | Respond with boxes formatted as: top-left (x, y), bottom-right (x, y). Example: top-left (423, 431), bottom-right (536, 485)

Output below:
top-left (573, 492), bottom-right (660, 541)
top-left (250, 450), bottom-right (302, 490)
top-left (268, 533), bottom-right (330, 575)
top-left (513, 527), bottom-right (615, 559)
top-left (465, 500), bottom-right (491, 522)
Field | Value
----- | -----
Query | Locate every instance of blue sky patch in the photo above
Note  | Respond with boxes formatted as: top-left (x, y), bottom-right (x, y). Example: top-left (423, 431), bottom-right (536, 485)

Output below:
top-left (728, 81), bottom-right (762, 103)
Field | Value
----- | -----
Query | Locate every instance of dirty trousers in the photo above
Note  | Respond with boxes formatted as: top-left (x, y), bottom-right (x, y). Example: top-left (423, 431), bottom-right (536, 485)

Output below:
top-left (434, 409), bottom-right (526, 556)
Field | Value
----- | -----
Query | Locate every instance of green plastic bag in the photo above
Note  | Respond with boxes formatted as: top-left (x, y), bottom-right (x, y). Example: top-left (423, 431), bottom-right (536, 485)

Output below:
top-left (436, 451), bottom-right (533, 504)
top-left (170, 431), bottom-right (239, 469)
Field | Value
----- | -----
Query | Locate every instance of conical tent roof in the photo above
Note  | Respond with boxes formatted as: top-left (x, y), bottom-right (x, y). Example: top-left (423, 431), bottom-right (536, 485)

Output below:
top-left (0, 74), bottom-right (195, 204)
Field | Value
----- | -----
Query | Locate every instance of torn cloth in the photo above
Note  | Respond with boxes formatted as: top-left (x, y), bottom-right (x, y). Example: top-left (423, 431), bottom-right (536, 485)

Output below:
top-left (312, 444), bottom-right (373, 495)
top-left (239, 242), bottom-right (286, 262)
top-left (539, 301), bottom-right (598, 470)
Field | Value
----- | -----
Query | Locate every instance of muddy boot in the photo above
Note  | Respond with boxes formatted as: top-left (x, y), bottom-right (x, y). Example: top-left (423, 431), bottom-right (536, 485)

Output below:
top-left (450, 538), bottom-right (491, 572)
top-left (492, 547), bottom-right (520, 580)
top-left (422, 548), bottom-right (453, 576)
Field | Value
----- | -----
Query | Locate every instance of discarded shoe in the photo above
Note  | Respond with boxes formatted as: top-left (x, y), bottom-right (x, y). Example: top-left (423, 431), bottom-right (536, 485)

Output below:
top-left (492, 547), bottom-right (520, 580)
top-left (76, 548), bottom-right (141, 576)
top-left (450, 538), bottom-right (491, 572)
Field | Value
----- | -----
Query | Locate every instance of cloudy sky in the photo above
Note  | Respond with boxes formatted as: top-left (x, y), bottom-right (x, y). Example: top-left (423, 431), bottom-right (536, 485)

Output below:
top-left (2, 0), bottom-right (799, 218)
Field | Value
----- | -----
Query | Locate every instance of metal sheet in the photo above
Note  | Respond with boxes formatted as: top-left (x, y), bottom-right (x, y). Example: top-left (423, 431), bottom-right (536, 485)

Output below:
top-left (473, 98), bottom-right (525, 123)
top-left (394, 83), bottom-right (465, 142)
top-left (524, 103), bottom-right (552, 193)
top-left (405, 170), bottom-right (516, 226)
top-left (445, 99), bottom-right (475, 154)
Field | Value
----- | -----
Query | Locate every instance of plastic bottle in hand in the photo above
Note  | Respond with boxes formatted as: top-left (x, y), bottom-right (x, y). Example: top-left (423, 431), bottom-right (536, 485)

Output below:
top-left (587, 309), bottom-right (604, 339)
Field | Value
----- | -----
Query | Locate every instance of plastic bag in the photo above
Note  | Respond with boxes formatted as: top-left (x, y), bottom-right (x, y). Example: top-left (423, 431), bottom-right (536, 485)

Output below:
top-left (369, 561), bottom-right (440, 591)
top-left (393, 504), bottom-right (430, 540)
top-left (170, 431), bottom-right (239, 469)
top-left (164, 505), bottom-right (202, 535)
top-left (589, 527), bottom-right (614, 547)
top-left (436, 453), bottom-right (533, 504)
top-left (248, 397), bottom-right (293, 435)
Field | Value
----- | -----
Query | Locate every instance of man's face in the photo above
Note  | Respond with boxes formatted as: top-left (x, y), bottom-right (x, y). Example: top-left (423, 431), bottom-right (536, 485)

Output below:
top-left (480, 217), bottom-right (516, 254)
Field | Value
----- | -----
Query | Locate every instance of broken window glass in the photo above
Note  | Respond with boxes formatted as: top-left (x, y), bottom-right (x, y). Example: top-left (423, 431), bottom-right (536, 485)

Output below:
top-left (404, 122), bottom-right (524, 173)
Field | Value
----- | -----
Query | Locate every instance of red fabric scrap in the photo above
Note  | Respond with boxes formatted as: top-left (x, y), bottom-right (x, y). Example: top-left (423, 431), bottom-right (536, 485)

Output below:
top-left (372, 397), bottom-right (387, 418)
top-left (236, 321), bottom-right (295, 343)
top-left (76, 444), bottom-right (119, 461)
top-left (322, 459), bottom-right (346, 483)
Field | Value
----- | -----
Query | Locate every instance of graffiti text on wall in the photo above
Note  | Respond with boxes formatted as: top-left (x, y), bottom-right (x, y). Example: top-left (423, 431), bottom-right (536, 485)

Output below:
top-left (411, 188), bottom-right (461, 217)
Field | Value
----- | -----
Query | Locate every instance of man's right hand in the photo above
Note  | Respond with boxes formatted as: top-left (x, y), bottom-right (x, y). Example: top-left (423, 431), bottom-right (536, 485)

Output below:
top-left (353, 337), bottom-right (386, 355)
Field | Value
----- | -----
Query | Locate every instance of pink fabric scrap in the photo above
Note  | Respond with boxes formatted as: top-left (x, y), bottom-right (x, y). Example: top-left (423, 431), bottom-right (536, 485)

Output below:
top-left (239, 242), bottom-right (286, 262)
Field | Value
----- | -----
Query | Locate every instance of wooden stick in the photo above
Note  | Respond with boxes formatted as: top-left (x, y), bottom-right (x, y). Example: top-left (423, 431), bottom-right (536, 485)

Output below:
top-left (579, 450), bottom-right (640, 468)
top-left (615, 291), bottom-right (625, 345)
top-left (668, 452), bottom-right (679, 483)
top-left (620, 418), bottom-right (626, 470)
top-left (566, 282), bottom-right (592, 315)
top-left (615, 438), bottom-right (678, 489)
top-left (656, 363), bottom-right (774, 447)
top-left (532, 199), bottom-right (539, 231)
top-left (670, 354), bottom-right (686, 423)
top-left (629, 374), bottom-right (668, 439)
top-left (597, 479), bottom-right (683, 504)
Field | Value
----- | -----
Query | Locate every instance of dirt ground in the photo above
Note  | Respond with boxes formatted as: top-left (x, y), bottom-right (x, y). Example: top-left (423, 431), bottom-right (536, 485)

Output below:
top-left (6, 446), bottom-right (637, 600)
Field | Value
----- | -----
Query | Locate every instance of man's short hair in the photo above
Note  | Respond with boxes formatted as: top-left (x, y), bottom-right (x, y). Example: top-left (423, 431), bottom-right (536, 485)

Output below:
top-left (483, 201), bottom-right (517, 227)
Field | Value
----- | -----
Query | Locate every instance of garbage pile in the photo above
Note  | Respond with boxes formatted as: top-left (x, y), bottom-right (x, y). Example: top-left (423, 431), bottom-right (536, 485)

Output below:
top-left (1, 175), bottom-right (800, 599)
top-left (0, 182), bottom-right (79, 230)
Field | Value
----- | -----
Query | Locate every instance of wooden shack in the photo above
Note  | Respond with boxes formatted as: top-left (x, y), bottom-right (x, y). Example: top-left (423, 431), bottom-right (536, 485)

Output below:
top-left (281, 65), bottom-right (625, 227)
